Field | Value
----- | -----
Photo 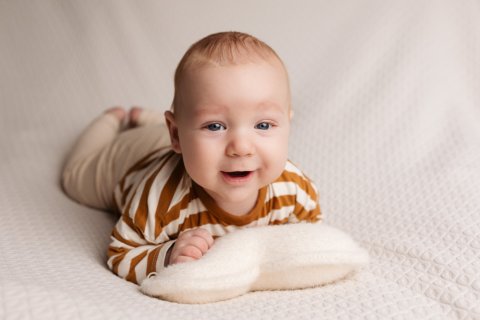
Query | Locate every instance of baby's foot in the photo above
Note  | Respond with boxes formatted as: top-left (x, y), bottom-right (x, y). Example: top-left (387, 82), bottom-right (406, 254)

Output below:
top-left (128, 106), bottom-right (144, 128)
top-left (105, 107), bottom-right (127, 122)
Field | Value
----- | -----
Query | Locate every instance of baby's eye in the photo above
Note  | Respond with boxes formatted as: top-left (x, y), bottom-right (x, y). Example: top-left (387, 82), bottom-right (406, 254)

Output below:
top-left (255, 122), bottom-right (272, 130)
top-left (205, 123), bottom-right (226, 131)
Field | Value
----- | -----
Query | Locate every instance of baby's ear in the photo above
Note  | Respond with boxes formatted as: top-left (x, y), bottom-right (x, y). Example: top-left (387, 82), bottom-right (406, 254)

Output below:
top-left (164, 111), bottom-right (181, 153)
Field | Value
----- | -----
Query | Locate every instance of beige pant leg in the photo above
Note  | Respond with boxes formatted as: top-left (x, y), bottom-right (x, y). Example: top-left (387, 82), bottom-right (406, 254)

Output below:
top-left (135, 108), bottom-right (166, 127)
top-left (62, 110), bottom-right (170, 210)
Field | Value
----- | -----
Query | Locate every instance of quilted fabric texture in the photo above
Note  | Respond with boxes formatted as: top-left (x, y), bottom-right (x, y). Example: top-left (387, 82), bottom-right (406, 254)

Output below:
top-left (1, 0), bottom-right (479, 319)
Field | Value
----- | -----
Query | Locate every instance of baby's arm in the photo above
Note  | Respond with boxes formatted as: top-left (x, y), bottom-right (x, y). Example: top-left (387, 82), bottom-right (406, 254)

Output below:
top-left (107, 215), bottom-right (214, 284)
top-left (288, 167), bottom-right (322, 223)
top-left (293, 181), bottom-right (321, 223)
top-left (107, 221), bottom-right (175, 284)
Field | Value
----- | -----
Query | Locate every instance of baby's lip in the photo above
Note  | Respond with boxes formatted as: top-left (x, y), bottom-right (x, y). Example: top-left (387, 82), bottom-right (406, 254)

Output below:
top-left (221, 171), bottom-right (252, 177)
top-left (221, 170), bottom-right (254, 184)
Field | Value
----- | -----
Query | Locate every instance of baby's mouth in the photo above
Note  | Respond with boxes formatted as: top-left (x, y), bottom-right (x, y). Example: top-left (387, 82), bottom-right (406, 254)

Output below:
top-left (221, 171), bottom-right (254, 183)
top-left (223, 171), bottom-right (251, 178)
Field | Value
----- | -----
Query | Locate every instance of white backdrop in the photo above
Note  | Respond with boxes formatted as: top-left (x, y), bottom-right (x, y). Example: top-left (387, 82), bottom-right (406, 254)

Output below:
top-left (1, 1), bottom-right (479, 319)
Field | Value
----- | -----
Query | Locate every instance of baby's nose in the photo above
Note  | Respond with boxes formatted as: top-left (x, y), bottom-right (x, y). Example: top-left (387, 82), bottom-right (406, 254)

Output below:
top-left (225, 132), bottom-right (254, 157)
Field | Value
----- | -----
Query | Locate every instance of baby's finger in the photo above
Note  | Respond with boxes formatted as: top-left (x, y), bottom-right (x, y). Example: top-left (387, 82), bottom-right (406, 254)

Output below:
top-left (177, 228), bottom-right (202, 240)
top-left (186, 235), bottom-right (211, 254)
top-left (179, 244), bottom-right (203, 259)
top-left (190, 228), bottom-right (214, 248)
top-left (175, 255), bottom-right (196, 264)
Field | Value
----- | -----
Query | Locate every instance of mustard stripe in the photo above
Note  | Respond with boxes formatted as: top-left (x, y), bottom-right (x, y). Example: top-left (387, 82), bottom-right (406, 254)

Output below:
top-left (126, 250), bottom-right (148, 284)
top-left (147, 246), bottom-right (162, 275)
top-left (112, 226), bottom-right (143, 248)
top-left (275, 170), bottom-right (318, 202)
top-left (154, 158), bottom-right (185, 238)
top-left (134, 152), bottom-right (176, 233)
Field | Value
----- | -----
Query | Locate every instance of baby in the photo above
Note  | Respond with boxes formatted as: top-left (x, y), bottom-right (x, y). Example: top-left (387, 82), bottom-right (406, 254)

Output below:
top-left (62, 31), bottom-right (321, 285)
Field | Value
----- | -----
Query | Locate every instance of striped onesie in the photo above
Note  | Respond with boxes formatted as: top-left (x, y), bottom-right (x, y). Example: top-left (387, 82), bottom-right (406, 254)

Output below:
top-left (107, 147), bottom-right (321, 285)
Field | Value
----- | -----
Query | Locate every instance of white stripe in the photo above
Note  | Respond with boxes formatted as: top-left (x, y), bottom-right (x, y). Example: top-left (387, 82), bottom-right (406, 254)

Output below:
top-left (107, 256), bottom-right (114, 269)
top-left (155, 197), bottom-right (208, 243)
top-left (285, 161), bottom-right (319, 195)
top-left (135, 244), bottom-right (168, 282)
top-left (127, 155), bottom-right (172, 220)
top-left (285, 161), bottom-right (304, 176)
top-left (269, 205), bottom-right (296, 222)
top-left (115, 246), bottom-right (151, 279)
top-left (119, 163), bottom-right (154, 212)
top-left (289, 215), bottom-right (300, 223)
top-left (119, 149), bottom-right (170, 211)
top-left (168, 175), bottom-right (192, 210)
top-left (116, 248), bottom-right (136, 279)
top-left (134, 252), bottom-right (149, 282)
top-left (144, 157), bottom-right (181, 238)
top-left (128, 178), bottom-right (147, 220)
top-left (116, 218), bottom-right (148, 245)
top-left (270, 179), bottom-right (317, 212)
top-left (295, 187), bottom-right (317, 211)
top-left (148, 156), bottom-right (179, 213)
top-left (148, 178), bottom-right (192, 242)
top-left (109, 236), bottom-right (133, 250)
top-left (191, 212), bottom-right (285, 237)
top-left (122, 156), bottom-right (158, 193)
top-left (267, 181), bottom-right (298, 201)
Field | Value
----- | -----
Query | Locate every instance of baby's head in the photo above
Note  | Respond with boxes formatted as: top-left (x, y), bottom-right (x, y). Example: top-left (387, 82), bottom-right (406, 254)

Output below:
top-left (165, 32), bottom-right (292, 214)
top-left (171, 32), bottom-right (291, 114)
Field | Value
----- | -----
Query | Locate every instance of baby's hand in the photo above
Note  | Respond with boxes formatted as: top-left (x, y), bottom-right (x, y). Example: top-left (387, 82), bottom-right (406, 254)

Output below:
top-left (166, 228), bottom-right (214, 266)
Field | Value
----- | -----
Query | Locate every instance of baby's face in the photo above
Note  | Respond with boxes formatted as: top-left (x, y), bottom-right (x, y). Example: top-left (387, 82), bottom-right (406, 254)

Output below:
top-left (167, 59), bottom-right (291, 214)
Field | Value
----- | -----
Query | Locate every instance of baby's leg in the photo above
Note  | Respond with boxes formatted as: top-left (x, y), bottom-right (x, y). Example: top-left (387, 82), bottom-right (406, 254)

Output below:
top-left (129, 106), bottom-right (166, 127)
top-left (62, 107), bottom-right (171, 211)
top-left (62, 108), bottom-right (127, 210)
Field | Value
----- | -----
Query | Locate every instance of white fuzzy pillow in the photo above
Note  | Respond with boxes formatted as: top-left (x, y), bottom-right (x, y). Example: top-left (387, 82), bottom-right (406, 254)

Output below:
top-left (140, 223), bottom-right (369, 304)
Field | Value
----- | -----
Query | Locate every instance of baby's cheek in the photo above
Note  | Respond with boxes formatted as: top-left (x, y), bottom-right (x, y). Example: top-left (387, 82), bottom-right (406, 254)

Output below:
top-left (262, 150), bottom-right (288, 180)
top-left (270, 142), bottom-right (289, 176)
top-left (182, 143), bottom-right (219, 183)
top-left (268, 136), bottom-right (289, 159)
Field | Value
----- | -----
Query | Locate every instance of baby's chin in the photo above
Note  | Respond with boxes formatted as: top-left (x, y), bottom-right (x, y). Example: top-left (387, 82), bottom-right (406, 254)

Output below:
top-left (206, 184), bottom-right (261, 205)
top-left (211, 186), bottom-right (259, 201)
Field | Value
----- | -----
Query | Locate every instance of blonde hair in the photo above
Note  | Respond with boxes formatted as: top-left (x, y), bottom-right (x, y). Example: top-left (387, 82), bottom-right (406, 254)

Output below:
top-left (172, 31), bottom-right (288, 113)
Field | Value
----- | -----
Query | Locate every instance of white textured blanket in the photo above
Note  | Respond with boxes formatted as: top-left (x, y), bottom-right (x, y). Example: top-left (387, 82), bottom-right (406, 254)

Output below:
top-left (1, 0), bottom-right (479, 319)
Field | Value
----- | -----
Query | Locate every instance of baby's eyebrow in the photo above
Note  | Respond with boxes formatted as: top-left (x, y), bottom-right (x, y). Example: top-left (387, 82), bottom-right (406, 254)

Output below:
top-left (193, 101), bottom-right (287, 116)
top-left (193, 105), bottom-right (228, 117)
top-left (256, 101), bottom-right (288, 114)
